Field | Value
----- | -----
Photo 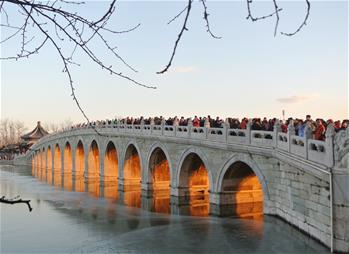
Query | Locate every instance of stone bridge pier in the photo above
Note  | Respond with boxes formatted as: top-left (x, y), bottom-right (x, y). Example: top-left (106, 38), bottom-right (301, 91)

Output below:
top-left (22, 122), bottom-right (349, 253)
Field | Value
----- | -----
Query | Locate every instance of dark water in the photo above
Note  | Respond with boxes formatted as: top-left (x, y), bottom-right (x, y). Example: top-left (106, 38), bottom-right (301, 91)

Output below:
top-left (0, 165), bottom-right (329, 253)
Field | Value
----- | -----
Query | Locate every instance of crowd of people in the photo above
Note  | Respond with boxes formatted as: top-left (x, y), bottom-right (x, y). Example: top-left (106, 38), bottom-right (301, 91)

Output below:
top-left (68, 115), bottom-right (348, 141)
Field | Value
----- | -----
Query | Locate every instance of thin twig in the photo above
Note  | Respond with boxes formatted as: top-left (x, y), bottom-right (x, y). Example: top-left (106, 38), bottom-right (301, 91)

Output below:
top-left (200, 0), bottom-right (221, 39)
top-left (157, 0), bottom-right (193, 74)
top-left (281, 0), bottom-right (310, 36)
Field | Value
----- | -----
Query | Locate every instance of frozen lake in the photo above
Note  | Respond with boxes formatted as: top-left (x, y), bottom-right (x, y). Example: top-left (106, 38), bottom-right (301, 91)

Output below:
top-left (0, 165), bottom-right (329, 253)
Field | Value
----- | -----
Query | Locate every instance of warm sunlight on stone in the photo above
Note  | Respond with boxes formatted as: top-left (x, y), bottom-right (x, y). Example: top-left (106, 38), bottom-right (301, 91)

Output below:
top-left (103, 181), bottom-right (119, 200)
top-left (75, 177), bottom-right (85, 192)
top-left (124, 145), bottom-right (141, 185)
top-left (54, 145), bottom-right (61, 187)
top-left (179, 153), bottom-right (210, 216)
top-left (124, 189), bottom-right (141, 208)
top-left (47, 147), bottom-right (53, 184)
top-left (149, 148), bottom-right (170, 191)
top-left (88, 141), bottom-right (100, 180)
top-left (189, 194), bottom-right (210, 217)
top-left (104, 142), bottom-right (118, 182)
top-left (64, 143), bottom-right (72, 174)
top-left (87, 179), bottom-right (100, 197)
top-left (221, 162), bottom-right (263, 219)
top-left (75, 141), bottom-right (85, 180)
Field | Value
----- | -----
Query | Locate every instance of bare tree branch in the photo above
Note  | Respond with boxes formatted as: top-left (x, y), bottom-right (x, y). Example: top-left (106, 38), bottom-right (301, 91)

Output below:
top-left (1, 0), bottom-right (155, 136)
top-left (281, 0), bottom-right (310, 36)
top-left (0, 196), bottom-right (33, 212)
top-left (1, 0), bottom-right (312, 127)
top-left (246, 0), bottom-right (281, 22)
top-left (167, 5), bottom-right (188, 25)
top-left (272, 0), bottom-right (280, 37)
top-left (199, 0), bottom-right (221, 39)
top-left (157, 0), bottom-right (193, 74)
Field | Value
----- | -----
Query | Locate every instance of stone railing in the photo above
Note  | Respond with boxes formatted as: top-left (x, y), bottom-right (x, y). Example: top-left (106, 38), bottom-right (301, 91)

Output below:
top-left (31, 121), bottom-right (337, 168)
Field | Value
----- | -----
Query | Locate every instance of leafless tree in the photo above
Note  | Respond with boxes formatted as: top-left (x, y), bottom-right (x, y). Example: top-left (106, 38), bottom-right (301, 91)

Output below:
top-left (0, 119), bottom-right (27, 146)
top-left (0, 0), bottom-right (311, 123)
top-left (42, 119), bottom-right (73, 133)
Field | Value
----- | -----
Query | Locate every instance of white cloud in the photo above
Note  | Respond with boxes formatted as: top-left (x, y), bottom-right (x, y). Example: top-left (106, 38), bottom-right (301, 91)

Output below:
top-left (276, 94), bottom-right (319, 104)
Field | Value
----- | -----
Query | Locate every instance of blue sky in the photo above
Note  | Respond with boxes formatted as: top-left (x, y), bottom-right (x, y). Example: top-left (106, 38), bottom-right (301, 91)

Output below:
top-left (1, 0), bottom-right (348, 128)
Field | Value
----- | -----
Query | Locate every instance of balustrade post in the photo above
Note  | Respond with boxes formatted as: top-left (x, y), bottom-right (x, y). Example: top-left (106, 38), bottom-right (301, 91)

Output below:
top-left (141, 119), bottom-right (144, 134)
top-left (246, 119), bottom-right (252, 144)
top-left (204, 118), bottom-right (210, 139)
top-left (161, 118), bottom-right (166, 136)
top-left (325, 123), bottom-right (335, 167)
top-left (273, 119), bottom-right (281, 148)
top-left (304, 123), bottom-right (313, 160)
top-left (150, 118), bottom-right (155, 134)
top-left (224, 118), bottom-right (230, 143)
top-left (187, 118), bottom-right (192, 138)
top-left (173, 118), bottom-right (178, 137)
top-left (115, 119), bottom-right (119, 131)
top-left (287, 120), bottom-right (296, 153)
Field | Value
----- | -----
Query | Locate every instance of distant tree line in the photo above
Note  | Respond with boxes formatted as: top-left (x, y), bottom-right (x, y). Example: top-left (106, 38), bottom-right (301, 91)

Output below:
top-left (0, 119), bottom-right (27, 147)
top-left (0, 118), bottom-right (74, 147)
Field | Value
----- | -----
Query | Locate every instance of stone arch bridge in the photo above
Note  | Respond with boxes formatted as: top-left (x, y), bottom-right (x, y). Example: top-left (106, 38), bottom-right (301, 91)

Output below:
top-left (21, 122), bottom-right (349, 252)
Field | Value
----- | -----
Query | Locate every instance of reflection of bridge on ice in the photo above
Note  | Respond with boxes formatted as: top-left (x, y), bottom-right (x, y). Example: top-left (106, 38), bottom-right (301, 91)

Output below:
top-left (21, 121), bottom-right (349, 252)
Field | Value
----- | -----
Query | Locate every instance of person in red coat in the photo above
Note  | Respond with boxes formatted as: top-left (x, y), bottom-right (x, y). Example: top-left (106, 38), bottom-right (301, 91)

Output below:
top-left (314, 119), bottom-right (326, 140)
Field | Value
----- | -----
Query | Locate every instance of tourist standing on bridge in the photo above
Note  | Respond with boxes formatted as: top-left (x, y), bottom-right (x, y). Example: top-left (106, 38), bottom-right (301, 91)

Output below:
top-left (314, 119), bottom-right (326, 140)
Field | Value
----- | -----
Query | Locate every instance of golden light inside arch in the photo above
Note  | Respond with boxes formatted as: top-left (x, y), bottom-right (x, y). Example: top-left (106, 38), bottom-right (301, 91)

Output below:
top-left (123, 144), bottom-right (141, 207)
top-left (47, 147), bottom-right (53, 184)
top-left (75, 141), bottom-right (85, 192)
top-left (180, 153), bottom-right (210, 217)
top-left (88, 141), bottom-right (100, 179)
top-left (148, 147), bottom-right (171, 213)
top-left (41, 149), bottom-right (47, 181)
top-left (87, 140), bottom-right (100, 197)
top-left (221, 162), bottom-right (263, 219)
top-left (123, 144), bottom-right (141, 186)
top-left (123, 185), bottom-right (141, 208)
top-left (104, 142), bottom-right (118, 182)
top-left (149, 148), bottom-right (170, 191)
top-left (63, 143), bottom-right (73, 191)
top-left (54, 144), bottom-right (62, 187)
top-left (103, 142), bottom-right (119, 199)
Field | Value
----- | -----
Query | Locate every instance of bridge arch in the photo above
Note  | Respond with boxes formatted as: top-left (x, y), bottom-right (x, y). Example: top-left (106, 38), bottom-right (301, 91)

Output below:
top-left (41, 147), bottom-right (46, 180)
top-left (53, 144), bottom-right (62, 186)
top-left (75, 140), bottom-right (84, 176)
top-left (216, 154), bottom-right (269, 199)
top-left (147, 143), bottom-right (171, 191)
top-left (176, 147), bottom-right (213, 192)
top-left (74, 140), bottom-right (85, 192)
top-left (215, 154), bottom-right (269, 218)
top-left (64, 142), bottom-right (73, 173)
top-left (63, 142), bottom-right (73, 190)
top-left (123, 142), bottom-right (142, 185)
top-left (104, 141), bottom-right (118, 182)
top-left (87, 140), bottom-right (100, 179)
top-left (47, 145), bottom-right (53, 184)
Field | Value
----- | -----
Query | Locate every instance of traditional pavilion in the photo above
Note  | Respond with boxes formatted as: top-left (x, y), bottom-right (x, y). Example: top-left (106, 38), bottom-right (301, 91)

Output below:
top-left (21, 121), bottom-right (49, 146)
